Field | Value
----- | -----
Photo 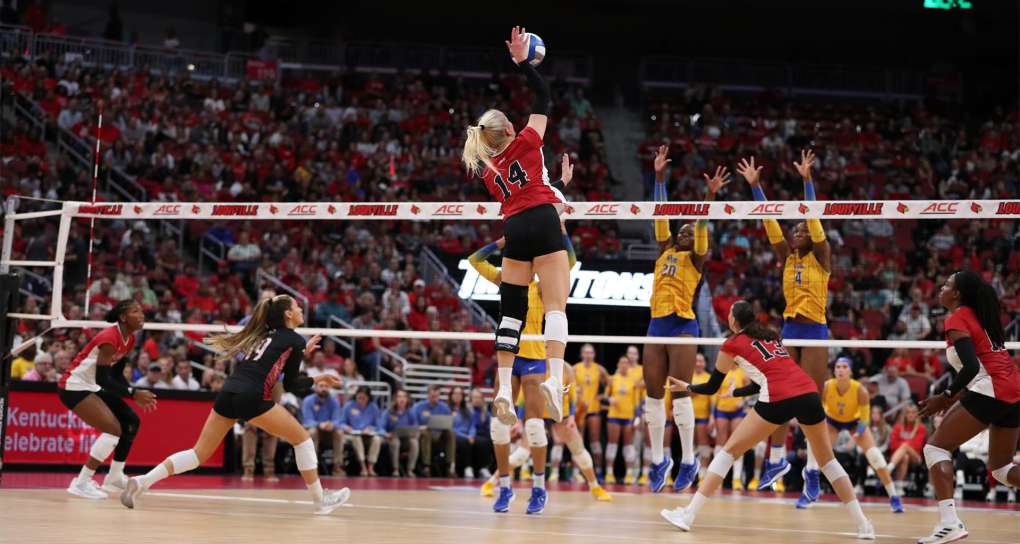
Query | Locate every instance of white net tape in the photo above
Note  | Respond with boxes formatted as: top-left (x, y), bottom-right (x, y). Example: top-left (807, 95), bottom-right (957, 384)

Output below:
top-left (5, 198), bottom-right (1020, 350)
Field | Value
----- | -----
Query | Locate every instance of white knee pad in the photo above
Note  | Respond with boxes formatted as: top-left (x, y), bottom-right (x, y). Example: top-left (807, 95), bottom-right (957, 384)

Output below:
top-left (754, 441), bottom-right (767, 458)
top-left (991, 463), bottom-right (1016, 486)
top-left (525, 418), bottom-right (548, 448)
top-left (509, 446), bottom-right (532, 468)
top-left (923, 444), bottom-right (952, 469)
top-left (169, 449), bottom-right (200, 474)
top-left (544, 310), bottom-right (568, 345)
top-left (623, 445), bottom-right (637, 464)
top-left (696, 445), bottom-right (713, 459)
top-left (490, 419), bottom-right (511, 445)
top-left (707, 450), bottom-right (735, 478)
top-left (550, 444), bottom-right (564, 464)
top-left (294, 438), bottom-right (318, 472)
top-left (575, 449), bottom-right (594, 471)
top-left (821, 459), bottom-right (848, 483)
top-left (589, 441), bottom-right (602, 456)
top-left (645, 397), bottom-right (666, 428)
top-left (672, 397), bottom-right (694, 429)
top-left (89, 433), bottom-right (119, 462)
top-left (865, 447), bottom-right (888, 471)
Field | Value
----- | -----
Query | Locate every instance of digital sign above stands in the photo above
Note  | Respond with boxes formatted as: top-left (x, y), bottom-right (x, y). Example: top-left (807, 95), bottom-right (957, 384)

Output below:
top-left (459, 260), bottom-right (654, 308)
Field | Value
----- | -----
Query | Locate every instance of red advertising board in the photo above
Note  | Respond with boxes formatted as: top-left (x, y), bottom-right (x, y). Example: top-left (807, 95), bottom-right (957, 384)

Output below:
top-left (245, 59), bottom-right (279, 81)
top-left (4, 390), bottom-right (224, 467)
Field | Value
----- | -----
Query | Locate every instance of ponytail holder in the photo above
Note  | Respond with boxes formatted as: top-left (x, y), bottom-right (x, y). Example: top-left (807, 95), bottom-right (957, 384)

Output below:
top-left (478, 124), bottom-right (485, 130)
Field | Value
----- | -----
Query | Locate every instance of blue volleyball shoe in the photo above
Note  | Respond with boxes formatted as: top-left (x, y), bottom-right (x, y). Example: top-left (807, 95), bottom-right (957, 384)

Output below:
top-left (758, 458), bottom-right (791, 490)
top-left (673, 461), bottom-right (699, 492)
top-left (526, 487), bottom-right (547, 515)
top-left (493, 486), bottom-right (515, 513)
top-left (649, 458), bottom-right (673, 493)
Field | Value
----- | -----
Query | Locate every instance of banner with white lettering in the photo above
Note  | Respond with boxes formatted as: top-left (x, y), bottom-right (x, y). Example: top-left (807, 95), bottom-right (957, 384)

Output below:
top-left (64, 200), bottom-right (1020, 221)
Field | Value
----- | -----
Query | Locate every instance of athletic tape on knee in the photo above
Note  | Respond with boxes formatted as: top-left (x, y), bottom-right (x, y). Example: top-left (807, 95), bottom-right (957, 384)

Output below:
top-left (645, 397), bottom-right (666, 428)
top-left (89, 433), bottom-right (119, 462)
top-left (525, 418), bottom-right (548, 448)
top-left (544, 310), bottom-right (568, 345)
top-left (865, 447), bottom-right (888, 471)
top-left (575, 449), bottom-right (594, 471)
top-left (509, 446), bottom-right (532, 468)
top-left (821, 459), bottom-right (849, 483)
top-left (991, 463), bottom-right (1016, 486)
top-left (169, 449), bottom-right (200, 474)
top-left (490, 419), bottom-right (511, 445)
top-left (294, 438), bottom-right (318, 472)
top-left (623, 445), bottom-right (637, 463)
top-left (707, 450), bottom-right (735, 478)
top-left (672, 397), bottom-right (694, 429)
top-left (923, 444), bottom-right (952, 469)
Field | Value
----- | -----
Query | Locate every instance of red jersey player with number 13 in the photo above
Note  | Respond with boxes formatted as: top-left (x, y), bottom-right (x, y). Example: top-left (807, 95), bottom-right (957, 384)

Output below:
top-left (462, 26), bottom-right (570, 515)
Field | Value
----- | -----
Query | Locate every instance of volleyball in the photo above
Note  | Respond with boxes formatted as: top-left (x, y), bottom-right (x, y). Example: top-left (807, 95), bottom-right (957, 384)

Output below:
top-left (525, 32), bottom-right (546, 66)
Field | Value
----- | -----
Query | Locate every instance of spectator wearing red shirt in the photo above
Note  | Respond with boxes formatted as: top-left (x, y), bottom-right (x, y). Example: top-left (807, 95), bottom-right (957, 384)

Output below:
top-left (173, 265), bottom-right (200, 300)
top-left (712, 280), bottom-right (741, 325)
top-left (888, 404), bottom-right (927, 488)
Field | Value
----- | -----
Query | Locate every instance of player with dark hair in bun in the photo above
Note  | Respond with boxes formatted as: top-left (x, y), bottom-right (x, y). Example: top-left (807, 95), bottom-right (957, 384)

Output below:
top-left (58, 300), bottom-right (158, 500)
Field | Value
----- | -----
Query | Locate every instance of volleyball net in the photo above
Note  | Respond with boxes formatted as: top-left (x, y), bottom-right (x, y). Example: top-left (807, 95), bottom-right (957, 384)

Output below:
top-left (4, 196), bottom-right (1020, 350)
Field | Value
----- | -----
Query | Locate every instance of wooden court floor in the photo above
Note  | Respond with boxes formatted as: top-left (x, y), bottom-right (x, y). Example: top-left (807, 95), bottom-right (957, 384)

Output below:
top-left (1, 475), bottom-right (1018, 544)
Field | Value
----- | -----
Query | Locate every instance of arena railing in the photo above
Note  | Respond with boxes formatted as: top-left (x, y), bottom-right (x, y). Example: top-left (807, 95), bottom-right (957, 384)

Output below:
top-left (419, 247), bottom-right (497, 331)
top-left (325, 315), bottom-right (357, 363)
top-left (323, 315), bottom-right (405, 386)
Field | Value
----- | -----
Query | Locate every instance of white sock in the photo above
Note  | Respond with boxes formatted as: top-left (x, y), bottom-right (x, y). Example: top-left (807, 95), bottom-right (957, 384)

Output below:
top-left (139, 463), bottom-right (169, 489)
top-left (688, 491), bottom-right (709, 516)
top-left (309, 480), bottom-right (324, 502)
top-left (76, 465), bottom-right (96, 486)
top-left (770, 444), bottom-right (786, 464)
top-left (642, 448), bottom-right (652, 476)
top-left (498, 367), bottom-right (512, 396)
top-left (672, 397), bottom-right (696, 464)
top-left (549, 358), bottom-right (564, 384)
top-left (733, 454), bottom-right (745, 485)
top-left (499, 475), bottom-right (511, 488)
top-left (533, 472), bottom-right (545, 489)
top-left (645, 397), bottom-right (665, 463)
top-left (938, 499), bottom-right (960, 525)
top-left (806, 445), bottom-right (819, 471)
top-left (846, 499), bottom-right (868, 526)
top-left (884, 481), bottom-right (898, 498)
top-left (550, 444), bottom-right (563, 466)
top-left (108, 460), bottom-right (125, 480)
top-left (664, 446), bottom-right (672, 464)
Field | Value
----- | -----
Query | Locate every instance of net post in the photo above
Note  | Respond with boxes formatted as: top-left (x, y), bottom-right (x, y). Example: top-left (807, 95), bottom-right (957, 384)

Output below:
top-left (0, 273), bottom-right (24, 481)
top-left (50, 203), bottom-right (73, 321)
top-left (1, 196), bottom-right (17, 275)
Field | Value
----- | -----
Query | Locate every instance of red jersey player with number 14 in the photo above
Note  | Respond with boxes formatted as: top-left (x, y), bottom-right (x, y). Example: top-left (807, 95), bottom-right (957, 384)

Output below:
top-left (462, 26), bottom-right (571, 516)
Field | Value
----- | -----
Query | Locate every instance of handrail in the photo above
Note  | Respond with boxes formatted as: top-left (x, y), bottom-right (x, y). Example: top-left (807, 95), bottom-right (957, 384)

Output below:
top-left (419, 246), bottom-right (496, 330)
top-left (325, 315), bottom-right (356, 360)
top-left (256, 268), bottom-right (309, 323)
top-left (198, 233), bottom-right (227, 274)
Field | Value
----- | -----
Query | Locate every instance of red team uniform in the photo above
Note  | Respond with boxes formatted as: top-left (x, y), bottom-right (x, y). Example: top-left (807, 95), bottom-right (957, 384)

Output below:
top-left (721, 333), bottom-right (825, 424)
top-left (480, 126), bottom-right (562, 218)
top-left (60, 325), bottom-right (136, 393)
top-left (945, 306), bottom-right (1020, 425)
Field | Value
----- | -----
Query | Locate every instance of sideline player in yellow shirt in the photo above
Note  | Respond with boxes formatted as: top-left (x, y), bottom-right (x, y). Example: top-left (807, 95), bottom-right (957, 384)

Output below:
top-left (466, 215), bottom-right (576, 514)
top-left (690, 353), bottom-right (714, 481)
top-left (823, 357), bottom-right (904, 513)
top-left (643, 144), bottom-right (730, 493)
top-left (574, 344), bottom-right (610, 477)
top-left (605, 356), bottom-right (641, 484)
top-left (738, 150), bottom-right (831, 504)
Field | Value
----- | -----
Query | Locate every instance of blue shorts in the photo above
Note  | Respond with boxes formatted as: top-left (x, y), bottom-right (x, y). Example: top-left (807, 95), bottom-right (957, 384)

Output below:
top-left (695, 417), bottom-right (710, 426)
top-left (826, 416), bottom-right (859, 432)
top-left (607, 417), bottom-right (633, 427)
top-left (647, 314), bottom-right (701, 337)
top-left (512, 357), bottom-right (547, 377)
top-left (781, 321), bottom-right (830, 340)
top-left (713, 408), bottom-right (745, 420)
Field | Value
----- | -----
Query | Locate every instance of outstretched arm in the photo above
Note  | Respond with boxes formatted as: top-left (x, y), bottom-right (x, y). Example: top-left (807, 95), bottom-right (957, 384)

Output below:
top-left (467, 238), bottom-right (504, 285)
top-left (652, 145), bottom-right (672, 251)
top-left (690, 166), bottom-right (730, 271)
top-left (794, 149), bottom-right (830, 271)
top-left (737, 157), bottom-right (789, 262)
top-left (507, 26), bottom-right (549, 138)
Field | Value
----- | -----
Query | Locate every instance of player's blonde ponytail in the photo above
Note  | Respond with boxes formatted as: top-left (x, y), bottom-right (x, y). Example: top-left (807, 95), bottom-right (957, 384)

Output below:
top-left (206, 295), bottom-right (294, 359)
top-left (462, 109), bottom-right (512, 175)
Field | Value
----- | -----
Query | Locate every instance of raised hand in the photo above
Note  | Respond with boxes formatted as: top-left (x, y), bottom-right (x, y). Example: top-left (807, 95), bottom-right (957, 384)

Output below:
top-left (560, 153), bottom-right (574, 185)
top-left (505, 26), bottom-right (530, 65)
top-left (793, 148), bottom-right (816, 180)
top-left (654, 145), bottom-right (671, 174)
top-left (736, 157), bottom-right (763, 186)
top-left (703, 165), bottom-right (731, 197)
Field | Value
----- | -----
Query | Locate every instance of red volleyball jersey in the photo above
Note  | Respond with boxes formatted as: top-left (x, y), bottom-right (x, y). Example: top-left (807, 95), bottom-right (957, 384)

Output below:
top-left (480, 126), bottom-right (562, 218)
top-left (720, 333), bottom-right (818, 402)
top-left (60, 325), bottom-right (135, 392)
top-left (945, 306), bottom-right (1020, 403)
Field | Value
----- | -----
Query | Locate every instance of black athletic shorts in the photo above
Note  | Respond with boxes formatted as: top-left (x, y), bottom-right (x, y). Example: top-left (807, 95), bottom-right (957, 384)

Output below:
top-left (753, 392), bottom-right (826, 426)
top-left (503, 204), bottom-right (566, 261)
top-left (58, 388), bottom-right (138, 423)
top-left (213, 390), bottom-right (275, 421)
top-left (961, 390), bottom-right (1020, 428)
